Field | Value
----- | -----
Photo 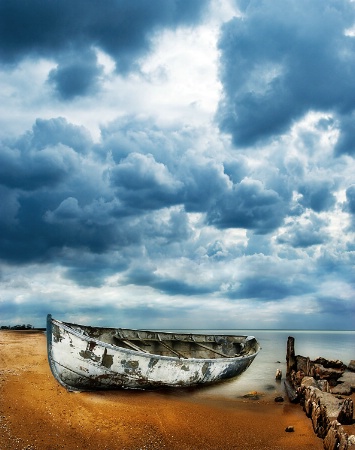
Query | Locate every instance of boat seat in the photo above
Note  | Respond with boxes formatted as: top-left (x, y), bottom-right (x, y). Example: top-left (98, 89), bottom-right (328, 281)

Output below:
top-left (113, 333), bottom-right (149, 353)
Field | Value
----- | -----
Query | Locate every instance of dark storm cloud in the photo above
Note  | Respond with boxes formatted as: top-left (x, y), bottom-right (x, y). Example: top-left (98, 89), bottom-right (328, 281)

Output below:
top-left (99, 118), bottom-right (288, 234)
top-left (31, 118), bottom-right (93, 155)
top-left (48, 49), bottom-right (104, 100)
top-left (0, 0), bottom-right (208, 98)
top-left (298, 181), bottom-right (336, 212)
top-left (0, 113), bottom-right (351, 296)
top-left (181, 158), bottom-right (231, 213)
top-left (223, 158), bottom-right (247, 184)
top-left (0, 113), bottom-right (290, 290)
top-left (0, 2), bottom-right (353, 331)
top-left (62, 253), bottom-right (128, 287)
top-left (317, 297), bottom-right (355, 317)
top-left (110, 152), bottom-right (183, 211)
top-left (122, 268), bottom-right (211, 296)
top-left (277, 216), bottom-right (326, 248)
top-left (0, 118), bottom-right (187, 269)
top-left (99, 117), bottom-right (235, 214)
top-left (0, 117), bottom-right (227, 280)
top-left (218, 0), bottom-right (355, 147)
top-left (0, 118), bottom-right (123, 265)
top-left (206, 179), bottom-right (286, 234)
top-left (226, 274), bottom-right (313, 300)
top-left (0, 117), bottom-right (92, 191)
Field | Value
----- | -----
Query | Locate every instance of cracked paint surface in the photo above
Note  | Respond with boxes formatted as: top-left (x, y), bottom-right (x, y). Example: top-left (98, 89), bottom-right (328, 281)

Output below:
top-left (47, 315), bottom-right (260, 391)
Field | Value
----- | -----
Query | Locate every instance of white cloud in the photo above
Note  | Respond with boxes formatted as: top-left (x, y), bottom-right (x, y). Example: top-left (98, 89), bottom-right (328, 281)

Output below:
top-left (0, 0), bottom-right (354, 330)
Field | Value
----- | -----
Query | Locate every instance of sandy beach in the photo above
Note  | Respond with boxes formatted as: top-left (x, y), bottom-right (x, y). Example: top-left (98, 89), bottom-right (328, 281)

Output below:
top-left (0, 330), bottom-right (326, 449)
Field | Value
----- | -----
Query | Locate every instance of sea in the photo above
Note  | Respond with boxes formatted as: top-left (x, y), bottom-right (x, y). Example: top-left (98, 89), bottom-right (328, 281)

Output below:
top-left (170, 329), bottom-right (355, 401)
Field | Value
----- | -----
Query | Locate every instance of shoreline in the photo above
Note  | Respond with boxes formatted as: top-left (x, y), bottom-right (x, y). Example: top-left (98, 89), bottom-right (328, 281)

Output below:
top-left (0, 330), bottom-right (325, 449)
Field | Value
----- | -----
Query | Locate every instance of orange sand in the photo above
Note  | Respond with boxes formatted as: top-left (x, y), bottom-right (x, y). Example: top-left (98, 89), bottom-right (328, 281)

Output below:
top-left (0, 330), bottom-right (325, 449)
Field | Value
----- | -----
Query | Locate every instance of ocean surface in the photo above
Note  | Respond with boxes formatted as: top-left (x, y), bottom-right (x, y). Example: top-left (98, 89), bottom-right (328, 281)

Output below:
top-left (171, 329), bottom-right (355, 401)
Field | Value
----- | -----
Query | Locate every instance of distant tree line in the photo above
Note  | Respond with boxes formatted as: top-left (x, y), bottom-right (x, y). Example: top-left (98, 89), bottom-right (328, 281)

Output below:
top-left (0, 324), bottom-right (34, 330)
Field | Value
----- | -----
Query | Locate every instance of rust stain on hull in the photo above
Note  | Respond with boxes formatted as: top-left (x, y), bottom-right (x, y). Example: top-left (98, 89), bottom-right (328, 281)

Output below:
top-left (102, 349), bottom-right (113, 369)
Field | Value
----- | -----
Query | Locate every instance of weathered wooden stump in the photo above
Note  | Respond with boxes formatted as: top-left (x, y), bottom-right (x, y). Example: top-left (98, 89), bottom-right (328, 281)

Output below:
top-left (286, 336), bottom-right (297, 375)
top-left (337, 398), bottom-right (354, 425)
top-left (323, 421), bottom-right (350, 450)
top-left (275, 368), bottom-right (282, 380)
top-left (285, 337), bottom-right (355, 449)
top-left (284, 378), bottom-right (299, 402)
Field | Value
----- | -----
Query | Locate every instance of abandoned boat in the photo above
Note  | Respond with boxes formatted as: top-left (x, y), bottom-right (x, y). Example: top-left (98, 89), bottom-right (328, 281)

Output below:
top-left (47, 314), bottom-right (260, 391)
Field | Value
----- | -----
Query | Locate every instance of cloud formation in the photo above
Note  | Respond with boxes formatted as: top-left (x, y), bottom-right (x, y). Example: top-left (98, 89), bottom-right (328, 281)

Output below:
top-left (217, 0), bottom-right (355, 149)
top-left (0, 0), bottom-right (354, 330)
top-left (206, 179), bottom-right (286, 233)
top-left (0, 0), bottom-right (207, 99)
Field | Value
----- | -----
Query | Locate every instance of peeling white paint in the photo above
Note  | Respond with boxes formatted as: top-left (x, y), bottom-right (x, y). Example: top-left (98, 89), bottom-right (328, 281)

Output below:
top-left (47, 315), bottom-right (260, 391)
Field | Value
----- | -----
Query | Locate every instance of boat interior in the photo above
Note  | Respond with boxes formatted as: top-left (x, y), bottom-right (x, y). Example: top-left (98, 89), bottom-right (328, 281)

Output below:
top-left (67, 322), bottom-right (258, 360)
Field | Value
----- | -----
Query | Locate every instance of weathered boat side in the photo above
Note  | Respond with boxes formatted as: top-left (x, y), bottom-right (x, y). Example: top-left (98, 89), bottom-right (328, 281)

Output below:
top-left (47, 314), bottom-right (260, 391)
top-left (47, 314), bottom-right (80, 391)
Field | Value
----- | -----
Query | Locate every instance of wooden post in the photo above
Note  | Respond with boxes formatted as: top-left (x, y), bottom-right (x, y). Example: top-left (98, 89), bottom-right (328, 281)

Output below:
top-left (285, 336), bottom-right (299, 402)
top-left (284, 378), bottom-right (299, 403)
top-left (286, 336), bottom-right (297, 375)
top-left (337, 398), bottom-right (354, 425)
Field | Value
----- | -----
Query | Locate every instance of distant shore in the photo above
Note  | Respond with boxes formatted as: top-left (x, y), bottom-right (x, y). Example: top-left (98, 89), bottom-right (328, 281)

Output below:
top-left (0, 330), bottom-right (324, 449)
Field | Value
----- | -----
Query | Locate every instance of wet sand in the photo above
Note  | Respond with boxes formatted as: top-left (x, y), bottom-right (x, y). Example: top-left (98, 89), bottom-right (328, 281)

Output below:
top-left (0, 330), bottom-right (325, 449)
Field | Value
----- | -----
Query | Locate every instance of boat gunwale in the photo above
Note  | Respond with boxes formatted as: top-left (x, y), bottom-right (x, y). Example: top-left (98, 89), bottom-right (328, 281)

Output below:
top-left (47, 315), bottom-right (260, 363)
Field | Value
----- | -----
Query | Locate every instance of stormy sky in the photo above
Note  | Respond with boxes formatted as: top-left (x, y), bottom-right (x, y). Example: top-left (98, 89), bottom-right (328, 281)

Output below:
top-left (0, 0), bottom-right (354, 330)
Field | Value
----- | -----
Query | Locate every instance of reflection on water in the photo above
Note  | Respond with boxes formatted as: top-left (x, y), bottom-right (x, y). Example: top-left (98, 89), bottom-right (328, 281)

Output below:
top-left (167, 329), bottom-right (355, 401)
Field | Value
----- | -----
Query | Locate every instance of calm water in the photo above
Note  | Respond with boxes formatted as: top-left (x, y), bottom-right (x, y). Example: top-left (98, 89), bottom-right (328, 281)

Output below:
top-left (173, 330), bottom-right (355, 401)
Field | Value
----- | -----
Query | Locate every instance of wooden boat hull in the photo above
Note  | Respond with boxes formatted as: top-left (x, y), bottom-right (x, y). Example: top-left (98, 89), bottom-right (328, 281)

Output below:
top-left (47, 315), bottom-right (260, 391)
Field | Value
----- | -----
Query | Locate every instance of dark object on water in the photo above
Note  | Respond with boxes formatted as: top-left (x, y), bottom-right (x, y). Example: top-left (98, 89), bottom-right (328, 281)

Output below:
top-left (274, 396), bottom-right (284, 402)
top-left (46, 315), bottom-right (260, 391)
top-left (285, 426), bottom-right (294, 432)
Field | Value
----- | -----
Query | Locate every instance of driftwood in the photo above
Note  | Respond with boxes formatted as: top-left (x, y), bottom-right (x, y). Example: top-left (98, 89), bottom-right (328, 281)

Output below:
top-left (284, 378), bottom-right (299, 403)
top-left (286, 336), bottom-right (297, 374)
top-left (286, 336), bottom-right (346, 385)
top-left (300, 384), bottom-right (355, 448)
top-left (301, 376), bottom-right (320, 389)
top-left (303, 386), bottom-right (349, 427)
top-left (338, 372), bottom-right (355, 393)
top-left (275, 368), bottom-right (282, 380)
top-left (337, 398), bottom-right (354, 425)
top-left (285, 337), bottom-right (355, 449)
top-left (307, 387), bottom-right (346, 419)
top-left (323, 421), bottom-right (349, 450)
